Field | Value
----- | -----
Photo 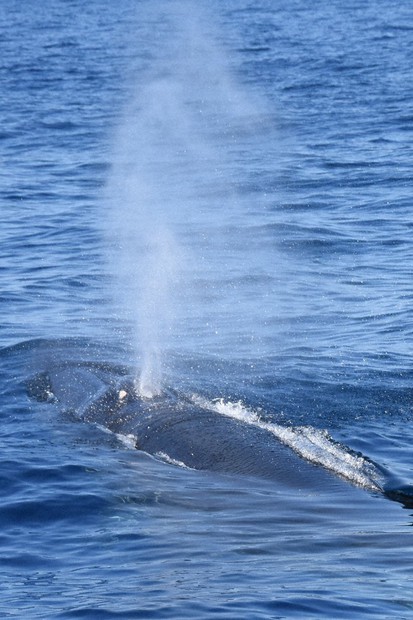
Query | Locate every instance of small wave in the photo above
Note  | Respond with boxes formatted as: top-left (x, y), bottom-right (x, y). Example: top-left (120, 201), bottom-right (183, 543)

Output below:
top-left (191, 395), bottom-right (384, 492)
top-left (95, 424), bottom-right (137, 450)
top-left (155, 452), bottom-right (194, 470)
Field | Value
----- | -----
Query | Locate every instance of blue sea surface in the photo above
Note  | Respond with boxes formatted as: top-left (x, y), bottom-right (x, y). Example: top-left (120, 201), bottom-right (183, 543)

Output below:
top-left (1, 0), bottom-right (413, 617)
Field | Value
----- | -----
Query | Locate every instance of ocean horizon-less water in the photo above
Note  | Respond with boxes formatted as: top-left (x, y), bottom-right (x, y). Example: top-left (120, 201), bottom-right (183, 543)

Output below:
top-left (1, 0), bottom-right (413, 617)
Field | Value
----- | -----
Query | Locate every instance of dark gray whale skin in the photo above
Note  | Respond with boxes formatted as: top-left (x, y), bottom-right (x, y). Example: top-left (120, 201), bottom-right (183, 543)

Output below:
top-left (27, 362), bottom-right (413, 507)
top-left (28, 363), bottom-right (341, 489)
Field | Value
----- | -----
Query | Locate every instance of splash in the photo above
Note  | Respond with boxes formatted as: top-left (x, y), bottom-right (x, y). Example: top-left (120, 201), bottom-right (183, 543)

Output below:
top-left (191, 394), bottom-right (385, 492)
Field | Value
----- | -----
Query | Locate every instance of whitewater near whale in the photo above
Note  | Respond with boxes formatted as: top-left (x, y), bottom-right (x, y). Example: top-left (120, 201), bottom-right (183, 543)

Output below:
top-left (26, 352), bottom-right (413, 509)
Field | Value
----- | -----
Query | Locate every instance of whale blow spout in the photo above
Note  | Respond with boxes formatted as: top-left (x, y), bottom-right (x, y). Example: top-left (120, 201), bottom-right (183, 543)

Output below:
top-left (136, 349), bottom-right (163, 399)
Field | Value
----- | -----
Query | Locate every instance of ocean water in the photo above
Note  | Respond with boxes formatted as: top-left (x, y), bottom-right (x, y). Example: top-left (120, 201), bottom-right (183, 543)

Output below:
top-left (1, 0), bottom-right (413, 617)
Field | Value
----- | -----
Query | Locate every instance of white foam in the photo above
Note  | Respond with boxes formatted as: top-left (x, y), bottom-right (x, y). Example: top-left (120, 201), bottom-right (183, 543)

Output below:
top-left (116, 433), bottom-right (138, 450)
top-left (191, 395), bottom-right (384, 492)
top-left (155, 451), bottom-right (194, 470)
top-left (96, 424), bottom-right (137, 450)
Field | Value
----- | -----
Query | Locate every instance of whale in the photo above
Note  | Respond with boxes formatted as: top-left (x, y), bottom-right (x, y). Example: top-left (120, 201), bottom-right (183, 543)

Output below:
top-left (26, 359), bottom-right (413, 508)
